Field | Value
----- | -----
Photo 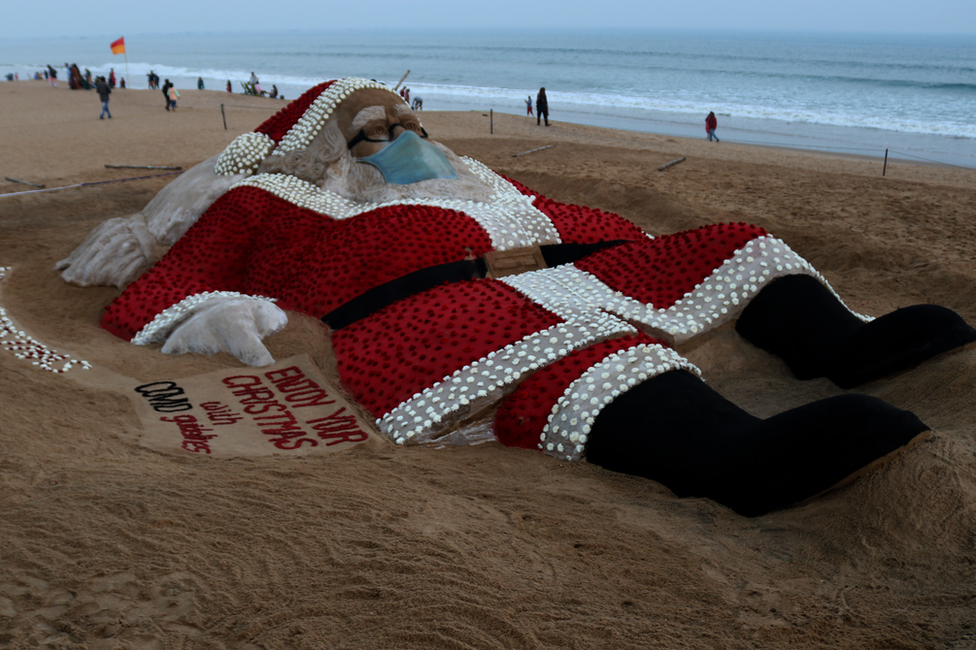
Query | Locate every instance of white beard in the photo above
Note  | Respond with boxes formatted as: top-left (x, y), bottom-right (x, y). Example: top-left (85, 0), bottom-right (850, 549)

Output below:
top-left (317, 144), bottom-right (495, 205)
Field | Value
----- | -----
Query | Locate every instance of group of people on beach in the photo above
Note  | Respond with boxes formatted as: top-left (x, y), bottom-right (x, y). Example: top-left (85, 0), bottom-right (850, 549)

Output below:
top-left (161, 79), bottom-right (178, 111)
top-left (6, 64), bottom-right (124, 89)
top-left (229, 72), bottom-right (280, 99)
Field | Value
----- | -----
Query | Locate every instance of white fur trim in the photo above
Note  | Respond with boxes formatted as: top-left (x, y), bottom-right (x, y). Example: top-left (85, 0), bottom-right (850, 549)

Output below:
top-left (131, 291), bottom-right (277, 345)
top-left (503, 236), bottom-right (871, 345)
top-left (541, 343), bottom-right (701, 462)
top-left (377, 311), bottom-right (637, 446)
top-left (215, 132), bottom-right (275, 176)
top-left (272, 78), bottom-right (399, 155)
top-left (234, 165), bottom-right (561, 251)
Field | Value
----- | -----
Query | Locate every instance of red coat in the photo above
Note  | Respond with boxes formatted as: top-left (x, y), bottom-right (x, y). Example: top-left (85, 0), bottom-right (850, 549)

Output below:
top-left (706, 113), bottom-right (718, 132)
top-left (101, 171), bottom-right (816, 454)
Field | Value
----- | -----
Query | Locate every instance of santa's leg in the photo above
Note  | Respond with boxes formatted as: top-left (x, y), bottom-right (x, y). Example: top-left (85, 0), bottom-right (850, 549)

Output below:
top-left (585, 369), bottom-right (929, 517)
top-left (735, 274), bottom-right (976, 388)
top-left (494, 334), bottom-right (926, 517)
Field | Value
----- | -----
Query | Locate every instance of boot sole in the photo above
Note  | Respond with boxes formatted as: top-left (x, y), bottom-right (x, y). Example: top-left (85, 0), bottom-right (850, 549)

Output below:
top-left (799, 428), bottom-right (933, 506)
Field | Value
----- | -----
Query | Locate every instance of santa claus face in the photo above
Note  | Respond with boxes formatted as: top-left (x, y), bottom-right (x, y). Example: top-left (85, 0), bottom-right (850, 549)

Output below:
top-left (336, 88), bottom-right (427, 158)
top-left (256, 84), bottom-right (492, 204)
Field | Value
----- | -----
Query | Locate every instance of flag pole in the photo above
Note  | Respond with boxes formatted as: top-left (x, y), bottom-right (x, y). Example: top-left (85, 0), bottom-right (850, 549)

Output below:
top-left (124, 50), bottom-right (129, 90)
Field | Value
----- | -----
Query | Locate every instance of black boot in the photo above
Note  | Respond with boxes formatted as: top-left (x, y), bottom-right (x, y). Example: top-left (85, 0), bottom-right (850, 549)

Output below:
top-left (585, 370), bottom-right (928, 517)
top-left (735, 275), bottom-right (976, 388)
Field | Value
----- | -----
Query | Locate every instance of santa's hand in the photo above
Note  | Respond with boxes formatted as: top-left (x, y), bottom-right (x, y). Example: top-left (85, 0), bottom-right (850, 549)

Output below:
top-left (55, 213), bottom-right (162, 288)
top-left (160, 298), bottom-right (288, 367)
top-left (56, 155), bottom-right (248, 288)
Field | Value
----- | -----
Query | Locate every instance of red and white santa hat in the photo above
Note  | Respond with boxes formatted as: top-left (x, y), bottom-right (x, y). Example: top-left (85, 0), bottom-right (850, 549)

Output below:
top-left (215, 77), bottom-right (405, 176)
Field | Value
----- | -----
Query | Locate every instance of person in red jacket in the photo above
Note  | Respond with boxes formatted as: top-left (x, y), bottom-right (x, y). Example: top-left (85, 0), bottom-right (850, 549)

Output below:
top-left (57, 78), bottom-right (976, 516)
top-left (706, 111), bottom-right (720, 142)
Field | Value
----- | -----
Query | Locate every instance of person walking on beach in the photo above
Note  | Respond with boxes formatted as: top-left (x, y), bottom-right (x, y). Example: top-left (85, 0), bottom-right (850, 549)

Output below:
top-left (536, 87), bottom-right (549, 126)
top-left (226, 80), bottom-right (232, 93)
top-left (70, 64), bottom-right (84, 90)
top-left (109, 69), bottom-right (116, 88)
top-left (96, 76), bottom-right (112, 119)
top-left (167, 85), bottom-right (180, 111)
top-left (198, 77), bottom-right (205, 90)
top-left (525, 95), bottom-right (533, 117)
top-left (47, 65), bottom-right (58, 88)
top-left (161, 79), bottom-right (172, 110)
top-left (706, 111), bottom-right (720, 142)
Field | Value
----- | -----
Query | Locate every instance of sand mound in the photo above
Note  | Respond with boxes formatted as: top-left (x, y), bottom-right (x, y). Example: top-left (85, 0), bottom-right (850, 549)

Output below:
top-left (2, 82), bottom-right (976, 649)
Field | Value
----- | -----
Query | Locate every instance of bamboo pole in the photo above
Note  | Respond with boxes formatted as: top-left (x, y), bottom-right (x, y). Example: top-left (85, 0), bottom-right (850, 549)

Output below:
top-left (657, 157), bottom-right (686, 172)
top-left (513, 145), bottom-right (554, 157)
top-left (104, 165), bottom-right (182, 170)
top-left (394, 70), bottom-right (410, 91)
top-left (5, 177), bottom-right (45, 188)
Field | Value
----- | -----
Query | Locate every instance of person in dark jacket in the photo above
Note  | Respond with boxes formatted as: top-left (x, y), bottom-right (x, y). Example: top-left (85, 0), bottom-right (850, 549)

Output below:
top-left (706, 111), bottom-right (720, 142)
top-left (96, 76), bottom-right (112, 119)
top-left (162, 79), bottom-right (172, 111)
top-left (536, 87), bottom-right (549, 126)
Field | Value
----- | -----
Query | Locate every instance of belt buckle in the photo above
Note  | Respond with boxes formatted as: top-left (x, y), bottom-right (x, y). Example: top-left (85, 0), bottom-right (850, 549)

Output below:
top-left (484, 246), bottom-right (548, 279)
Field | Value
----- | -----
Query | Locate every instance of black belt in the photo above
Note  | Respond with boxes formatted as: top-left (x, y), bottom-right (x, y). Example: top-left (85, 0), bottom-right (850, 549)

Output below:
top-left (322, 240), bottom-right (627, 330)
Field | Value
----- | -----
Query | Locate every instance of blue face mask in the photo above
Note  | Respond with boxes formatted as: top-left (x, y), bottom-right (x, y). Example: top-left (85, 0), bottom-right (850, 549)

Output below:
top-left (356, 130), bottom-right (458, 185)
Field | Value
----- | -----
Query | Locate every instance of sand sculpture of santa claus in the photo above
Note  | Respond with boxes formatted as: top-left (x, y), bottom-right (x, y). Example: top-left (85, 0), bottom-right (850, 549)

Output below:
top-left (57, 78), bottom-right (976, 516)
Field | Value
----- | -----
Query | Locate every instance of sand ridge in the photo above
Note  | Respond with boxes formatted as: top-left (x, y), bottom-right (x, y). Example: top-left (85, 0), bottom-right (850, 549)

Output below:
top-left (2, 81), bottom-right (976, 649)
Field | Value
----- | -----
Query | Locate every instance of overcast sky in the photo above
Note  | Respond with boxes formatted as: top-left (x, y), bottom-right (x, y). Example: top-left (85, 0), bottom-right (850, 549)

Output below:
top-left (4, 0), bottom-right (975, 39)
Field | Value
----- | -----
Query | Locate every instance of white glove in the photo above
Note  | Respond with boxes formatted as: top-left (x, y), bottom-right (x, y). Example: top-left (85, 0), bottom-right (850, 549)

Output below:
top-left (55, 213), bottom-right (161, 289)
top-left (160, 297), bottom-right (288, 367)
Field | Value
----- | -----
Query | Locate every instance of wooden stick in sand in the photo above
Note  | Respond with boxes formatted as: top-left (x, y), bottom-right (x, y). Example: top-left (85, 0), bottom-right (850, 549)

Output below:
top-left (105, 165), bottom-right (183, 170)
top-left (5, 177), bottom-right (45, 188)
top-left (512, 145), bottom-right (555, 158)
top-left (394, 70), bottom-right (410, 91)
top-left (658, 157), bottom-right (686, 172)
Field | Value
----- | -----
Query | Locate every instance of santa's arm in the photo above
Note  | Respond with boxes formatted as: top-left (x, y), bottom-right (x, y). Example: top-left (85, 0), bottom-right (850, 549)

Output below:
top-left (55, 155), bottom-right (248, 288)
top-left (100, 187), bottom-right (287, 366)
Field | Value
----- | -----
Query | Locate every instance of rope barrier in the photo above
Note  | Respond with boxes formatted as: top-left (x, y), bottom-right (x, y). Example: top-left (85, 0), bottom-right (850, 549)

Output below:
top-left (641, 126), bottom-right (973, 170)
top-left (1, 171), bottom-right (183, 198)
top-left (881, 149), bottom-right (971, 168)
top-left (720, 137), bottom-right (972, 171)
top-left (220, 104), bottom-right (281, 110)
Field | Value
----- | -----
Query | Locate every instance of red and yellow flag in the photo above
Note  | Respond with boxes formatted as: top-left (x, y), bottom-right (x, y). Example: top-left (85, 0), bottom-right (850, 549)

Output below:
top-left (110, 37), bottom-right (125, 55)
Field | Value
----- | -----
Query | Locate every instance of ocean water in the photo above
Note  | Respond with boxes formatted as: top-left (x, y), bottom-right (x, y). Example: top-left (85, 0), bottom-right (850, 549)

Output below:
top-left (3, 29), bottom-right (975, 168)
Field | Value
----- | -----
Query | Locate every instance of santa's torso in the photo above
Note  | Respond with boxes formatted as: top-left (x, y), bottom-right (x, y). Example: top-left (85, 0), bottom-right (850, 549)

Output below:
top-left (102, 159), bottom-right (829, 457)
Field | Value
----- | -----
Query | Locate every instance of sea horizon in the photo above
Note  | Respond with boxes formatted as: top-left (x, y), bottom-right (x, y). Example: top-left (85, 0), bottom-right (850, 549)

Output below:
top-left (3, 28), bottom-right (974, 169)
